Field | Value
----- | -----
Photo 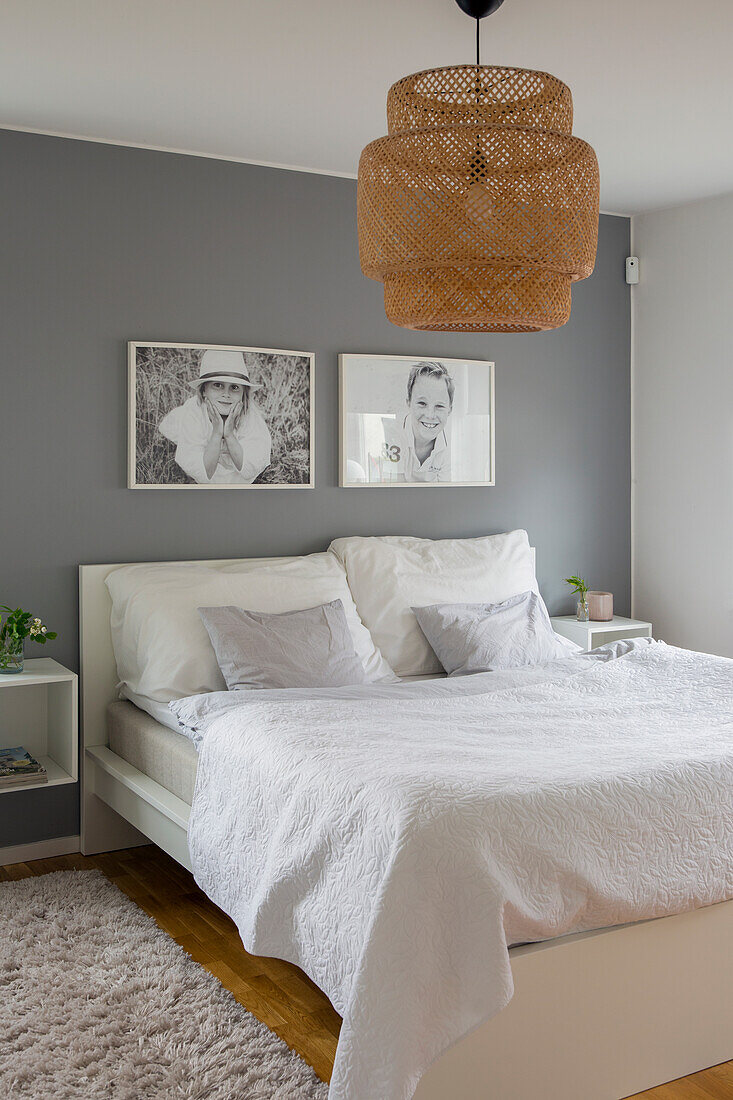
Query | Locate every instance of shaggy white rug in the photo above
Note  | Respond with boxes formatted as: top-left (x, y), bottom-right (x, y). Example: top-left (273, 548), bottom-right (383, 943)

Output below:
top-left (0, 870), bottom-right (329, 1099)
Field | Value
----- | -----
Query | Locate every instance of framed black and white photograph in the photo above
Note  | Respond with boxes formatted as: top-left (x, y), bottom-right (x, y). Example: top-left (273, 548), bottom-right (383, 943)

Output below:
top-left (339, 353), bottom-right (494, 487)
top-left (128, 342), bottom-right (314, 488)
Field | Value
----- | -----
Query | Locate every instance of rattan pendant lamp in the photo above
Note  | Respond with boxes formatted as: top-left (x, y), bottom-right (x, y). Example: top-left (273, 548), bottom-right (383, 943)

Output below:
top-left (357, 0), bottom-right (600, 332)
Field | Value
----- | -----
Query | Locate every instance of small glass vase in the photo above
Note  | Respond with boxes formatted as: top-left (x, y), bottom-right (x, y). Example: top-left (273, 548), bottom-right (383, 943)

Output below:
top-left (576, 598), bottom-right (590, 623)
top-left (0, 639), bottom-right (24, 674)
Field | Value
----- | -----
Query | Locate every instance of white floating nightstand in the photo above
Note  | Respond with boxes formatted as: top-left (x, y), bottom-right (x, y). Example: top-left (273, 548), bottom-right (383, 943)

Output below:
top-left (0, 658), bottom-right (78, 793)
top-left (551, 615), bottom-right (653, 652)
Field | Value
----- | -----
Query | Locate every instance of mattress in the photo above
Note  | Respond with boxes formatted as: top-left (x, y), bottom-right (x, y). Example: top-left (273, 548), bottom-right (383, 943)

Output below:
top-left (108, 684), bottom-right (447, 800)
top-left (107, 700), bottom-right (197, 804)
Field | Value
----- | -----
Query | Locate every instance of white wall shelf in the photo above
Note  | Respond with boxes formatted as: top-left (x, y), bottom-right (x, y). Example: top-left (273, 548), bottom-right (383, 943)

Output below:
top-left (0, 658), bottom-right (78, 794)
top-left (551, 615), bottom-right (652, 651)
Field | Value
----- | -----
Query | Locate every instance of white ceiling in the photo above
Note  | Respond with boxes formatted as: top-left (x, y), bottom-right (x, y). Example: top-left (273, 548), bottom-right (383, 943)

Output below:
top-left (2, 0), bottom-right (732, 215)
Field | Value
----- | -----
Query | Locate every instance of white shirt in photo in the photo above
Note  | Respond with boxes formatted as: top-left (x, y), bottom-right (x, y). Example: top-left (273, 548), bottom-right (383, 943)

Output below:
top-left (377, 415), bottom-right (451, 483)
top-left (159, 396), bottom-right (272, 484)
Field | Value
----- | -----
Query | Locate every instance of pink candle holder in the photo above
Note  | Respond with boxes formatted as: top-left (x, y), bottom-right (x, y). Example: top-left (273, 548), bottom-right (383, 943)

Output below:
top-left (587, 592), bottom-right (613, 621)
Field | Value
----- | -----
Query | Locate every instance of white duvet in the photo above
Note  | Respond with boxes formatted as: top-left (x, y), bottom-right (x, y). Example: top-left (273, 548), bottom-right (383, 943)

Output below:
top-left (178, 641), bottom-right (733, 1100)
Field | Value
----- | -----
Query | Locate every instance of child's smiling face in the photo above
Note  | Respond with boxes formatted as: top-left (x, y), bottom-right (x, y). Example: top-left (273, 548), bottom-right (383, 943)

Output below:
top-left (202, 380), bottom-right (245, 416)
top-left (408, 375), bottom-right (451, 444)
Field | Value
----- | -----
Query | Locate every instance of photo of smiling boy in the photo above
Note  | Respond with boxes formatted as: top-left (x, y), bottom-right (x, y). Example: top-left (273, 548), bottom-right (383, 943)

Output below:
top-left (340, 353), bottom-right (494, 488)
top-left (395, 361), bottom-right (454, 482)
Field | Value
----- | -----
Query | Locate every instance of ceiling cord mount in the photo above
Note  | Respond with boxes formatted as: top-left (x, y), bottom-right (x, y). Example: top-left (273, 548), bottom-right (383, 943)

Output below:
top-left (454, 0), bottom-right (506, 18)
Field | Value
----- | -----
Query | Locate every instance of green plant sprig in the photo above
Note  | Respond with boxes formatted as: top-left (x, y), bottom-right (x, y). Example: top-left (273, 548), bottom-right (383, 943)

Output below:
top-left (564, 575), bottom-right (589, 600)
top-left (0, 606), bottom-right (58, 647)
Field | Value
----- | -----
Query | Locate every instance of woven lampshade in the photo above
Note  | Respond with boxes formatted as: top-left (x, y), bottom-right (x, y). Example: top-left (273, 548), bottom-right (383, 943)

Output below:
top-left (358, 65), bottom-right (599, 332)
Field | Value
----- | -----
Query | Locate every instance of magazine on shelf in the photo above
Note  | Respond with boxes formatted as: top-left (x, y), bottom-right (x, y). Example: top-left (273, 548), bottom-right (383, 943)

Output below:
top-left (0, 746), bottom-right (48, 787)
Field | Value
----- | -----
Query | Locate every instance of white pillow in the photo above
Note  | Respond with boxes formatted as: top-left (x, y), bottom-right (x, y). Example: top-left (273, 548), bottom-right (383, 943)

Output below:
top-left (106, 554), bottom-right (396, 705)
top-left (329, 530), bottom-right (539, 677)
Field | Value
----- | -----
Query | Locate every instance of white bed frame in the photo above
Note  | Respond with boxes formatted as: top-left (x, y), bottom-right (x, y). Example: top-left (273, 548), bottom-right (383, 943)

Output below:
top-left (79, 558), bottom-right (733, 1100)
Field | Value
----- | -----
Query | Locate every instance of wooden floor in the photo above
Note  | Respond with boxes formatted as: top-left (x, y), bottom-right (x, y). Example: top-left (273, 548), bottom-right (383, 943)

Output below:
top-left (1, 844), bottom-right (731, 1099)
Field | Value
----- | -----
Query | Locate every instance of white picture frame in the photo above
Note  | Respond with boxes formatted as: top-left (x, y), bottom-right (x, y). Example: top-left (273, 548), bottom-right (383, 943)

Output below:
top-left (128, 341), bottom-right (315, 489)
top-left (339, 353), bottom-right (495, 488)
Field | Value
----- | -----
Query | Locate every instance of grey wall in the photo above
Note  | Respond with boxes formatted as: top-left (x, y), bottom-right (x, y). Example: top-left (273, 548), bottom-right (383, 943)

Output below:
top-left (633, 193), bottom-right (733, 657)
top-left (0, 129), bottom-right (631, 846)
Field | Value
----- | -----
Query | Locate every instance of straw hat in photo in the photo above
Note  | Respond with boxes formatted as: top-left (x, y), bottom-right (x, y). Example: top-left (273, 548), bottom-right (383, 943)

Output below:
top-left (190, 349), bottom-right (260, 390)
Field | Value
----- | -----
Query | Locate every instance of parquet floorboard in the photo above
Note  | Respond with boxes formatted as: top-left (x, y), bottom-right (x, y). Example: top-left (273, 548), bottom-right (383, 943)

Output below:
top-left (1, 844), bottom-right (731, 1096)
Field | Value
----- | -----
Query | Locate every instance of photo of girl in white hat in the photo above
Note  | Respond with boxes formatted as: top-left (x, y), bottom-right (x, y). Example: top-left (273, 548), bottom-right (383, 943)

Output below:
top-left (158, 349), bottom-right (271, 484)
top-left (129, 342), bottom-right (314, 488)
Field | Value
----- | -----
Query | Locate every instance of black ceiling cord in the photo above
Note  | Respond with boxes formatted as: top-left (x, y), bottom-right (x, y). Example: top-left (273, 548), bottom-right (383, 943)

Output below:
top-left (455, 0), bottom-right (508, 181)
top-left (453, 0), bottom-right (507, 75)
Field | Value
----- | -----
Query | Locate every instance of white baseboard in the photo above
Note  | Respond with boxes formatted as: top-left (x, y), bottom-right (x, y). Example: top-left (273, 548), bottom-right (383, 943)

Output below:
top-left (0, 835), bottom-right (80, 867)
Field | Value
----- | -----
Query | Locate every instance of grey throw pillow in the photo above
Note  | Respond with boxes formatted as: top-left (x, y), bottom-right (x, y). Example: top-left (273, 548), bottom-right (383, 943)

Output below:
top-left (412, 591), bottom-right (569, 676)
top-left (198, 600), bottom-right (368, 690)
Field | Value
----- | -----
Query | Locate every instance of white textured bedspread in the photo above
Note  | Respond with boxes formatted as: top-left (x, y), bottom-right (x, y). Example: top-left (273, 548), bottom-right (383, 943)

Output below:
top-left (183, 641), bottom-right (733, 1100)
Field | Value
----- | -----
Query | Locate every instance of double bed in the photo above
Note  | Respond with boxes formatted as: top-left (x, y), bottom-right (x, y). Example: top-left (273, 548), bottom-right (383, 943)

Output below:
top-left (79, 545), bottom-right (733, 1100)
